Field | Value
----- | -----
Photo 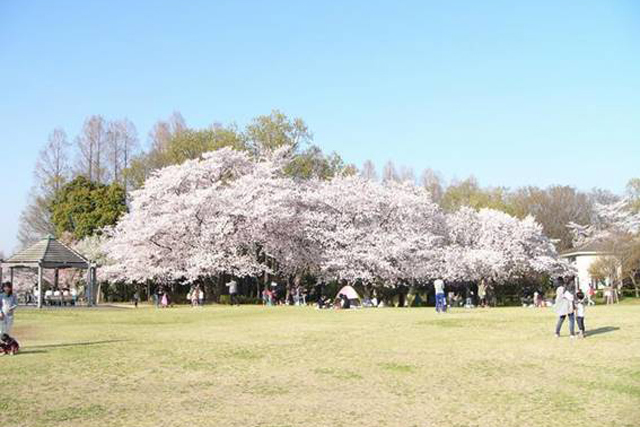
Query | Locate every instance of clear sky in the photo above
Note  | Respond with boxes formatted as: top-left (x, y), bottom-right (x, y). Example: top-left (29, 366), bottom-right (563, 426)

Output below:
top-left (1, 1), bottom-right (639, 255)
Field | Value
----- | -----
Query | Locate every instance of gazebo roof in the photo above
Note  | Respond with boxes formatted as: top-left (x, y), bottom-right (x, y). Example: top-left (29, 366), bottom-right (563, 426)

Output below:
top-left (2, 235), bottom-right (90, 269)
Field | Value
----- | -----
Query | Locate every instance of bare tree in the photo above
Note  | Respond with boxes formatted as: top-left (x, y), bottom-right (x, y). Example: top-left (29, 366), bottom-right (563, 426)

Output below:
top-left (588, 188), bottom-right (620, 206)
top-left (398, 165), bottom-right (415, 184)
top-left (17, 128), bottom-right (72, 247)
top-left (35, 128), bottom-right (70, 196)
top-left (106, 118), bottom-right (139, 190)
top-left (420, 168), bottom-right (444, 202)
top-left (382, 160), bottom-right (399, 183)
top-left (508, 185), bottom-right (593, 251)
top-left (360, 160), bottom-right (377, 181)
top-left (148, 111), bottom-right (186, 155)
top-left (76, 115), bottom-right (107, 183)
top-left (627, 178), bottom-right (640, 213)
top-left (17, 190), bottom-right (55, 247)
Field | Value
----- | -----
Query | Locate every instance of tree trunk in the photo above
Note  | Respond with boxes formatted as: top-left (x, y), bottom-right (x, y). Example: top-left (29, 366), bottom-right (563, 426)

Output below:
top-left (632, 276), bottom-right (639, 298)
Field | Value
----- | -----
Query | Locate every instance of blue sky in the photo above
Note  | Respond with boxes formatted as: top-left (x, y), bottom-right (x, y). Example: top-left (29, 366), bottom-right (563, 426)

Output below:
top-left (1, 1), bottom-right (639, 254)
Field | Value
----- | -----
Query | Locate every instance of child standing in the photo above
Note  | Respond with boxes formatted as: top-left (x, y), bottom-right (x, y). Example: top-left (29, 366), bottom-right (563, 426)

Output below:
top-left (575, 290), bottom-right (587, 338)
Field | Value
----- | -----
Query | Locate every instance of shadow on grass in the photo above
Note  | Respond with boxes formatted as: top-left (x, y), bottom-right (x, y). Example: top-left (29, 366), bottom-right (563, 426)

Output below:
top-left (26, 339), bottom-right (128, 350)
top-left (586, 326), bottom-right (619, 337)
top-left (17, 349), bottom-right (48, 355)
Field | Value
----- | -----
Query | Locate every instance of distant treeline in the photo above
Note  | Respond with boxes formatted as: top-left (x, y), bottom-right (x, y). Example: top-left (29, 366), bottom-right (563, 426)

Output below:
top-left (17, 109), bottom-right (640, 252)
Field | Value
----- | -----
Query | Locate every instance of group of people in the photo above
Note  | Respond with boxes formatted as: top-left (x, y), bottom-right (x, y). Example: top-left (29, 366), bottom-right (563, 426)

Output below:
top-left (433, 276), bottom-right (593, 338)
top-left (603, 285), bottom-right (620, 305)
top-left (43, 287), bottom-right (78, 306)
top-left (188, 286), bottom-right (205, 307)
top-left (154, 288), bottom-right (172, 308)
top-left (261, 281), bottom-right (308, 306)
top-left (434, 279), bottom-right (483, 312)
top-left (435, 279), bottom-right (496, 312)
top-left (554, 281), bottom-right (588, 338)
top-left (532, 283), bottom-right (597, 308)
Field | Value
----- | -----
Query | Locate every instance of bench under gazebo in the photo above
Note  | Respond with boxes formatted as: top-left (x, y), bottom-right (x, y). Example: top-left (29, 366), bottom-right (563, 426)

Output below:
top-left (0, 235), bottom-right (97, 308)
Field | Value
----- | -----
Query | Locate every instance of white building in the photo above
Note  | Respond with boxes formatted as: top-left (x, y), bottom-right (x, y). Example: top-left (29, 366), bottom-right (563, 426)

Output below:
top-left (560, 242), bottom-right (615, 292)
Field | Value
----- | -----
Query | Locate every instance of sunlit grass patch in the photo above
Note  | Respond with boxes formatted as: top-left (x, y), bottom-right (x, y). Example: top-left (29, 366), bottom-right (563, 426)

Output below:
top-left (314, 367), bottom-right (363, 380)
top-left (380, 362), bottom-right (417, 373)
top-left (5, 304), bottom-right (640, 427)
top-left (40, 404), bottom-right (107, 423)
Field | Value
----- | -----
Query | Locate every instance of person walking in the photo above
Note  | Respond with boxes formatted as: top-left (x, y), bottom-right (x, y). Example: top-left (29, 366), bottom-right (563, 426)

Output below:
top-left (271, 281), bottom-right (280, 305)
top-left (133, 290), bottom-right (140, 308)
top-left (478, 279), bottom-right (488, 308)
top-left (434, 279), bottom-right (446, 313)
top-left (612, 283), bottom-right (620, 304)
top-left (604, 286), bottom-right (614, 305)
top-left (154, 287), bottom-right (162, 308)
top-left (190, 287), bottom-right (200, 307)
top-left (0, 283), bottom-right (18, 336)
top-left (226, 280), bottom-right (239, 306)
top-left (554, 285), bottom-right (575, 338)
top-left (161, 292), bottom-right (169, 308)
top-left (198, 287), bottom-right (204, 306)
top-left (587, 284), bottom-right (596, 306)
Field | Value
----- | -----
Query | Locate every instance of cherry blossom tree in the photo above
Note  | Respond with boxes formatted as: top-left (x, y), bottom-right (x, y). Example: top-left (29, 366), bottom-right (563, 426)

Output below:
top-left (101, 146), bottom-right (566, 293)
top-left (308, 177), bottom-right (447, 284)
top-left (103, 148), bottom-right (259, 282)
top-left (103, 147), bottom-right (317, 285)
top-left (444, 207), bottom-right (567, 283)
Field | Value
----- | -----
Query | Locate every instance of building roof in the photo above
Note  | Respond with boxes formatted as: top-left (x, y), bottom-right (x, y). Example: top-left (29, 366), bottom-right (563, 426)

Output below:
top-left (1, 235), bottom-right (90, 269)
top-left (560, 240), bottom-right (614, 258)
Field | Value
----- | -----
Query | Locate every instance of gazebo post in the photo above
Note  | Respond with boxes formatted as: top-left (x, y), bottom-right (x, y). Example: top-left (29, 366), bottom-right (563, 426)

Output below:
top-left (37, 264), bottom-right (43, 309)
top-left (10, 267), bottom-right (14, 286)
top-left (86, 266), bottom-right (93, 307)
top-left (92, 266), bottom-right (97, 305)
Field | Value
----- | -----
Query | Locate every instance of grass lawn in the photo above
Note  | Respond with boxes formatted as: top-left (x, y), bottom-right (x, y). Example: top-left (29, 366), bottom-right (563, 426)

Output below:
top-left (3, 302), bottom-right (640, 427)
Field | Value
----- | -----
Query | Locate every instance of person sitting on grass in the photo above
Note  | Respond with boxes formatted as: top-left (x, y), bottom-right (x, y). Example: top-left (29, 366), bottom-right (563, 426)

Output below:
top-left (341, 293), bottom-right (351, 309)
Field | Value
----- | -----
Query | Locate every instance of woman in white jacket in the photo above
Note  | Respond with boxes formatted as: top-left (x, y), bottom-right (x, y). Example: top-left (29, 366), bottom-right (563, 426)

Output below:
top-left (0, 282), bottom-right (18, 336)
top-left (554, 286), bottom-right (575, 338)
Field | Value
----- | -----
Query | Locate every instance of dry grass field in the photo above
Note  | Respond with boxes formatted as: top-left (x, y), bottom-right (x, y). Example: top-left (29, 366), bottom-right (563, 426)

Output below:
top-left (2, 302), bottom-right (639, 427)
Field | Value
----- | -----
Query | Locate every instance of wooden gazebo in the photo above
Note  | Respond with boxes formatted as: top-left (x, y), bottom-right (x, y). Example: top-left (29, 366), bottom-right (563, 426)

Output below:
top-left (0, 235), bottom-right (97, 308)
